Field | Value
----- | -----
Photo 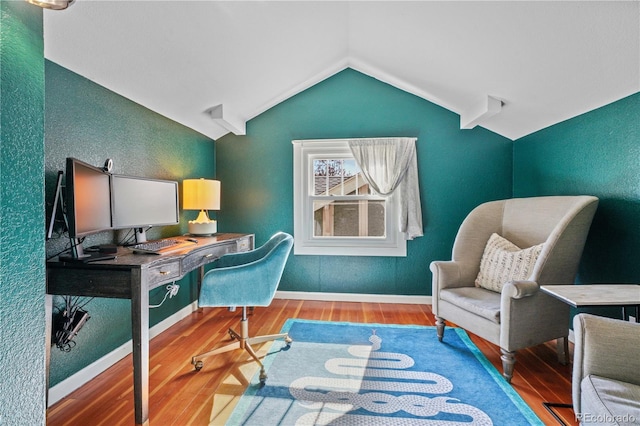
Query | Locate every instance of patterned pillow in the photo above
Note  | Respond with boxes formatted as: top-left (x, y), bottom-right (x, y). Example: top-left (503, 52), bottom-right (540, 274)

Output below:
top-left (475, 233), bottom-right (544, 293)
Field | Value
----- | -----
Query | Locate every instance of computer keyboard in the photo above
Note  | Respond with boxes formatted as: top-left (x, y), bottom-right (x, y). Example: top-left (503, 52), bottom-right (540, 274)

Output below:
top-left (130, 238), bottom-right (196, 255)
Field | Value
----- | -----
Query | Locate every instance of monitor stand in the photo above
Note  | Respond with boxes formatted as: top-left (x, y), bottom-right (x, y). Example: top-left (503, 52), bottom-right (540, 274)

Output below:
top-left (134, 227), bottom-right (149, 243)
top-left (59, 238), bottom-right (116, 263)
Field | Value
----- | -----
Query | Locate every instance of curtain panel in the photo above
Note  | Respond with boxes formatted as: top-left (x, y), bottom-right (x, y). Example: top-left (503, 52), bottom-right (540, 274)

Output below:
top-left (348, 137), bottom-right (423, 240)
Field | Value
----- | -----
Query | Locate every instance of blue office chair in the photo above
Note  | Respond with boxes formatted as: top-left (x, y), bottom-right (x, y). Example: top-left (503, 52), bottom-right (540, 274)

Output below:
top-left (191, 232), bottom-right (293, 384)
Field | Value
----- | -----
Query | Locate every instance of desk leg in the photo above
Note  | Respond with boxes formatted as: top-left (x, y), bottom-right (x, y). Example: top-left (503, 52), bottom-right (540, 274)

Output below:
top-left (45, 294), bottom-right (52, 408)
top-left (131, 275), bottom-right (150, 425)
top-left (196, 265), bottom-right (204, 311)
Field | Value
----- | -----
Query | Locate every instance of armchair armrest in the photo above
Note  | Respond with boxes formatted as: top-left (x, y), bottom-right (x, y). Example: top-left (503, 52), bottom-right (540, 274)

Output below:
top-left (501, 280), bottom-right (539, 300)
top-left (430, 260), bottom-right (478, 290)
top-left (430, 261), bottom-right (462, 289)
top-left (500, 280), bottom-right (570, 352)
top-left (431, 260), bottom-right (478, 316)
top-left (572, 313), bottom-right (640, 413)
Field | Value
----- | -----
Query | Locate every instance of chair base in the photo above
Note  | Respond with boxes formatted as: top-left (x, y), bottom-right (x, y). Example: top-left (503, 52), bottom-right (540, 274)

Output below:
top-left (191, 307), bottom-right (292, 385)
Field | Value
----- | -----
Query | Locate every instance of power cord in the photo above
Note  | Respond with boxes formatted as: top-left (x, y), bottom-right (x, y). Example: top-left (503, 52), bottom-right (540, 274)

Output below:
top-left (53, 296), bottom-right (93, 352)
top-left (149, 282), bottom-right (180, 308)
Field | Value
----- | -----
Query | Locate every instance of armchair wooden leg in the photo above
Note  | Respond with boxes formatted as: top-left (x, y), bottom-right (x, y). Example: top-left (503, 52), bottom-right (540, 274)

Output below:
top-left (435, 316), bottom-right (446, 342)
top-left (500, 349), bottom-right (516, 383)
top-left (557, 336), bottom-right (569, 365)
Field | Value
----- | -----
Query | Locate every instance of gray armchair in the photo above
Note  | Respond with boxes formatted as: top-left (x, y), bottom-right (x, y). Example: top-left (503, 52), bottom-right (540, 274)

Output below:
top-left (573, 313), bottom-right (640, 425)
top-left (431, 196), bottom-right (598, 382)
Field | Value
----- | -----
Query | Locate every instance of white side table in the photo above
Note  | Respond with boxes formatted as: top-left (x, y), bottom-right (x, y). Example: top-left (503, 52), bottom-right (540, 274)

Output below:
top-left (540, 284), bottom-right (640, 322)
top-left (539, 284), bottom-right (640, 424)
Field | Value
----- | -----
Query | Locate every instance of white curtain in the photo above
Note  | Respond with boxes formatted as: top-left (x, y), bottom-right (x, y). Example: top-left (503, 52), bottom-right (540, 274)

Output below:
top-left (348, 137), bottom-right (423, 240)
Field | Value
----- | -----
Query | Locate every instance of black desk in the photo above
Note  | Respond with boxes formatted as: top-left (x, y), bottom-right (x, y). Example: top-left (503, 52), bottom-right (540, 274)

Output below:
top-left (46, 233), bottom-right (254, 425)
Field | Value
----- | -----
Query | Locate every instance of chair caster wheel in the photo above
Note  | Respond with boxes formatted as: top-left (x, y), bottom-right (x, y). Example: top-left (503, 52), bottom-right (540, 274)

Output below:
top-left (228, 329), bottom-right (236, 340)
top-left (285, 336), bottom-right (293, 345)
top-left (194, 360), bottom-right (203, 371)
top-left (259, 370), bottom-right (267, 385)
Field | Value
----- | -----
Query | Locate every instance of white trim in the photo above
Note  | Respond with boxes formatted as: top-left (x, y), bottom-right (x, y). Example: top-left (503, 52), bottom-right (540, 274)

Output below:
top-left (248, 60), bottom-right (350, 124)
top-left (247, 58), bottom-right (459, 132)
top-left (47, 292), bottom-right (429, 406)
top-left (348, 57), bottom-right (458, 115)
top-left (47, 301), bottom-right (199, 407)
top-left (292, 138), bottom-right (407, 257)
top-left (275, 290), bottom-right (431, 305)
top-left (48, 292), bottom-right (570, 407)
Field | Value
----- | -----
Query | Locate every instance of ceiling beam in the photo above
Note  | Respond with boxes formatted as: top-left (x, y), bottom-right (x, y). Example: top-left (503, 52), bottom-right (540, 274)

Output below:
top-left (460, 95), bottom-right (503, 130)
top-left (205, 104), bottom-right (246, 136)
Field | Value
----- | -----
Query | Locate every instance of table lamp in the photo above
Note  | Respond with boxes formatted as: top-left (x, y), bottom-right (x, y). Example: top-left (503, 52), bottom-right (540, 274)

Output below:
top-left (183, 178), bottom-right (220, 235)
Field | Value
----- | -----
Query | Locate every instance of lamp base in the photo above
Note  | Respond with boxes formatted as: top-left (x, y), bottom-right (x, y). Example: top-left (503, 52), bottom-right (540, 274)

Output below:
top-left (188, 220), bottom-right (217, 236)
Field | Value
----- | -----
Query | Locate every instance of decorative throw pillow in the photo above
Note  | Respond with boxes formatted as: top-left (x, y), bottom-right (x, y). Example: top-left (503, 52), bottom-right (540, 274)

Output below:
top-left (475, 233), bottom-right (544, 293)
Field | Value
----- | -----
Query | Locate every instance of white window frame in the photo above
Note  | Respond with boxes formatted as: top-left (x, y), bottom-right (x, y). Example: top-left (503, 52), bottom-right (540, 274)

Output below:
top-left (292, 138), bottom-right (407, 257)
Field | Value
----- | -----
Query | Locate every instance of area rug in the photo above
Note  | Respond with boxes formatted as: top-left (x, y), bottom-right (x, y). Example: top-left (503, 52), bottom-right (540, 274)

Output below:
top-left (226, 319), bottom-right (543, 425)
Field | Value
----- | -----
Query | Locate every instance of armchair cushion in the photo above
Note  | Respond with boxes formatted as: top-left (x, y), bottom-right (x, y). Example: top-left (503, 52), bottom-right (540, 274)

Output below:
top-left (475, 233), bottom-right (543, 293)
top-left (580, 375), bottom-right (640, 426)
top-left (440, 287), bottom-right (501, 323)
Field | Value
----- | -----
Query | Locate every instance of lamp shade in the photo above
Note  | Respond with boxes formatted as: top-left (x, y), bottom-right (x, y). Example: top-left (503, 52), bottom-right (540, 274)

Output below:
top-left (183, 179), bottom-right (220, 211)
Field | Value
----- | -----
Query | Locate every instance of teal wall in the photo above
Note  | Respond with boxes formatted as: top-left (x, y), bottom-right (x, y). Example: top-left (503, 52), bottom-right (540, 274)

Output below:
top-left (45, 61), bottom-right (216, 386)
top-left (3, 4), bottom-right (635, 417)
top-left (0, 1), bottom-right (47, 424)
top-left (514, 92), bottom-right (640, 317)
top-left (217, 69), bottom-right (513, 295)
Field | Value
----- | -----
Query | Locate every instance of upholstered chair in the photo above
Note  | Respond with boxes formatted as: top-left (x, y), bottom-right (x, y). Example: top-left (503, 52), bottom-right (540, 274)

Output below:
top-left (191, 232), bottom-right (293, 385)
top-left (572, 313), bottom-right (640, 424)
top-left (430, 196), bottom-right (598, 382)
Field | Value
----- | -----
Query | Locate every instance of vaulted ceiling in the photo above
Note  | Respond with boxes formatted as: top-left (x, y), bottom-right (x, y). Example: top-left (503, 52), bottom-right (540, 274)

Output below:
top-left (44, 1), bottom-right (640, 141)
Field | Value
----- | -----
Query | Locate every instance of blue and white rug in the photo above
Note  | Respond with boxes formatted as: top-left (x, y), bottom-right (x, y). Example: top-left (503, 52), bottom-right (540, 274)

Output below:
top-left (227, 319), bottom-right (543, 425)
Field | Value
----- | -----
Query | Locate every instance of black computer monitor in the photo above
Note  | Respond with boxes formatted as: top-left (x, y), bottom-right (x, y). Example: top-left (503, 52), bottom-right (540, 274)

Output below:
top-left (64, 157), bottom-right (113, 259)
top-left (111, 174), bottom-right (179, 243)
top-left (46, 170), bottom-right (64, 241)
top-left (66, 157), bottom-right (113, 237)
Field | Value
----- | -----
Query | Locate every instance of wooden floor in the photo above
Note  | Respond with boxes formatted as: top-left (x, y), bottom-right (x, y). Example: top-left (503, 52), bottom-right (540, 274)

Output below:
top-left (47, 300), bottom-right (577, 425)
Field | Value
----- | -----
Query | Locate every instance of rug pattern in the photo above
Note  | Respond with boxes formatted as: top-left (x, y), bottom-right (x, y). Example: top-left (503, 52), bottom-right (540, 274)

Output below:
top-left (227, 320), bottom-right (543, 425)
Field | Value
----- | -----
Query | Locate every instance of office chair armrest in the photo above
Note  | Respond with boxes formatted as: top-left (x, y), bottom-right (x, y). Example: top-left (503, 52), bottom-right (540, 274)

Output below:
top-left (501, 280), bottom-right (539, 299)
top-left (213, 249), bottom-right (263, 269)
top-left (213, 231), bottom-right (290, 268)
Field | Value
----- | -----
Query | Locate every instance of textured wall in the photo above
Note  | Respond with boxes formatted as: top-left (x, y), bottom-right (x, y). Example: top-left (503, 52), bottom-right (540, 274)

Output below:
top-left (514, 92), bottom-right (640, 317)
top-left (0, 1), bottom-right (47, 424)
top-left (216, 69), bottom-right (513, 296)
top-left (45, 61), bottom-right (215, 386)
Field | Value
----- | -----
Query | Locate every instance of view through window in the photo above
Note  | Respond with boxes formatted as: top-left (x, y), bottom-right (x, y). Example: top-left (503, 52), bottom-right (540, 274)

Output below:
top-left (312, 158), bottom-right (385, 238)
top-left (292, 139), bottom-right (406, 257)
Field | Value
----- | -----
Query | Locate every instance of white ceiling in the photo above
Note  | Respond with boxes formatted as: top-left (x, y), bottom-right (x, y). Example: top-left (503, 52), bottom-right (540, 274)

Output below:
top-left (44, 1), bottom-right (640, 141)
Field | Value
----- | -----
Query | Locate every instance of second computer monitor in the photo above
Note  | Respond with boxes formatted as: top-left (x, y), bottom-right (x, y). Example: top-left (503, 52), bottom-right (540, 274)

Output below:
top-left (111, 174), bottom-right (179, 232)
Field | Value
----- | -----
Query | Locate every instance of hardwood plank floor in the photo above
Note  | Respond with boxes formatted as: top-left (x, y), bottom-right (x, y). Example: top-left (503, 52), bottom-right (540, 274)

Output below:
top-left (47, 300), bottom-right (577, 425)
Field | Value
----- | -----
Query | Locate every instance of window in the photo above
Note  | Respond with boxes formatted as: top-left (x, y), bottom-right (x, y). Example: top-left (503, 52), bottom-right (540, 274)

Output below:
top-left (293, 139), bottom-right (406, 256)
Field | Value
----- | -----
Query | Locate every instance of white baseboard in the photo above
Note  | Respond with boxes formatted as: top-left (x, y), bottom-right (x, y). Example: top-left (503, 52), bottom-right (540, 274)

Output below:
top-left (48, 293), bottom-right (429, 406)
top-left (48, 301), bottom-right (198, 407)
top-left (48, 293), bottom-right (571, 407)
top-left (275, 291), bottom-right (432, 305)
